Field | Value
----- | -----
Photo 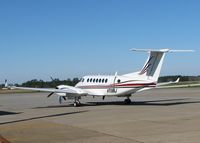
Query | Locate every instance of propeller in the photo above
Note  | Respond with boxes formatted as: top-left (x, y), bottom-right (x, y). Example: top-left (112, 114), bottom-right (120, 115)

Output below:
top-left (46, 85), bottom-right (67, 104)
top-left (50, 76), bottom-right (55, 81)
top-left (47, 86), bottom-right (59, 98)
top-left (58, 96), bottom-right (67, 104)
top-left (47, 92), bottom-right (54, 98)
top-left (62, 96), bottom-right (66, 100)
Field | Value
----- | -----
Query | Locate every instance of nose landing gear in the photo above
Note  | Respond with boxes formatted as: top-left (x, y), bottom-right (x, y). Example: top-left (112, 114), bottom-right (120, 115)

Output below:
top-left (73, 97), bottom-right (81, 107)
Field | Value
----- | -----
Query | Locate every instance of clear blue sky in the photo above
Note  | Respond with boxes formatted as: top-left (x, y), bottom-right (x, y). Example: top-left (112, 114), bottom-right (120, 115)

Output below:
top-left (0, 0), bottom-right (200, 83)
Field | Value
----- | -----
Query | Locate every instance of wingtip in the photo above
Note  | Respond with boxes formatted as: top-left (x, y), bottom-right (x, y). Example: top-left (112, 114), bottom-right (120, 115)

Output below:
top-left (4, 79), bottom-right (8, 88)
top-left (175, 78), bottom-right (180, 83)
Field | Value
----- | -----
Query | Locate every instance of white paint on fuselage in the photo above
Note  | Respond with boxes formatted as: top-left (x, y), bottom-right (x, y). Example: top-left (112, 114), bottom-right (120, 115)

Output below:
top-left (75, 75), bottom-right (156, 97)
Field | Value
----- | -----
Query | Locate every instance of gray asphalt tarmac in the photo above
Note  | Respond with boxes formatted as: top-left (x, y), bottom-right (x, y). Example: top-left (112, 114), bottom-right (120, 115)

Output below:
top-left (0, 88), bottom-right (200, 143)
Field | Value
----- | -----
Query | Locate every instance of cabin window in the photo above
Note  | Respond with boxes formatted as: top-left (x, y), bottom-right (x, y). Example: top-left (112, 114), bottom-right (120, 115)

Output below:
top-left (99, 79), bottom-right (101, 83)
top-left (102, 79), bottom-right (105, 83)
top-left (93, 79), bottom-right (95, 82)
top-left (96, 79), bottom-right (98, 82)
top-left (117, 79), bottom-right (121, 83)
top-left (90, 78), bottom-right (92, 82)
top-left (87, 78), bottom-right (89, 82)
top-left (105, 79), bottom-right (108, 83)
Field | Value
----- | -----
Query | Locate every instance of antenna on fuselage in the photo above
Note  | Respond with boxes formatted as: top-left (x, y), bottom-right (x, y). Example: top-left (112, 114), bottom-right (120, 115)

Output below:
top-left (114, 71), bottom-right (118, 83)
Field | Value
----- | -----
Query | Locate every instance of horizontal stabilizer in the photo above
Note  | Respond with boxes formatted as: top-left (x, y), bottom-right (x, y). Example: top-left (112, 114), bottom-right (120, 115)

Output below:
top-left (131, 48), bottom-right (170, 52)
top-left (131, 48), bottom-right (194, 53)
top-left (168, 50), bottom-right (195, 53)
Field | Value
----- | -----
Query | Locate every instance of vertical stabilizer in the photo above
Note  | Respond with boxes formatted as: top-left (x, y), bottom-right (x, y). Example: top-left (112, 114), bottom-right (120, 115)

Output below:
top-left (131, 49), bottom-right (170, 81)
top-left (139, 50), bottom-right (166, 81)
top-left (130, 48), bottom-right (194, 82)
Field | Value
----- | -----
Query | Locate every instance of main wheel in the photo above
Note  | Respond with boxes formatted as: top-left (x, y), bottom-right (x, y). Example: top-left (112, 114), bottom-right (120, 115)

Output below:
top-left (73, 102), bottom-right (78, 107)
top-left (73, 101), bottom-right (81, 107)
top-left (124, 98), bottom-right (131, 105)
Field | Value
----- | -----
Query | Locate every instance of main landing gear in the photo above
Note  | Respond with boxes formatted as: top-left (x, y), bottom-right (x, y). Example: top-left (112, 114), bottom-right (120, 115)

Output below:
top-left (124, 97), bottom-right (131, 105)
top-left (73, 97), bottom-right (81, 107)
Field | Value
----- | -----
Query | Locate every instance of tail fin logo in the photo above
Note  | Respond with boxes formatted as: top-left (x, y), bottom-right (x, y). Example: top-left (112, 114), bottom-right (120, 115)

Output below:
top-left (139, 56), bottom-right (153, 75)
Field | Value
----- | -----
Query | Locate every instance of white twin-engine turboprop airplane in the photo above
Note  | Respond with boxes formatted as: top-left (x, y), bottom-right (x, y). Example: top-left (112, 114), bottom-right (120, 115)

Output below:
top-left (11, 49), bottom-right (193, 106)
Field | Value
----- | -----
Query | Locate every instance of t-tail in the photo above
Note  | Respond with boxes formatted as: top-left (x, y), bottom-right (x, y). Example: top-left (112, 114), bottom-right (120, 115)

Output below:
top-left (130, 49), bottom-right (194, 82)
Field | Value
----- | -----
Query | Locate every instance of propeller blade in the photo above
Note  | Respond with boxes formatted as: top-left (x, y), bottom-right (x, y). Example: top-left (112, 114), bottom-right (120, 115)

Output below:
top-left (50, 76), bottom-right (54, 81)
top-left (47, 92), bottom-right (54, 98)
top-left (62, 96), bottom-right (66, 101)
top-left (58, 96), bottom-right (62, 104)
top-left (114, 71), bottom-right (118, 77)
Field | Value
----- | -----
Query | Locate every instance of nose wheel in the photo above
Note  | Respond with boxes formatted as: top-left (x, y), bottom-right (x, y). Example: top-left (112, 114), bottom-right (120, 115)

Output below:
top-left (73, 97), bottom-right (81, 107)
top-left (124, 97), bottom-right (131, 105)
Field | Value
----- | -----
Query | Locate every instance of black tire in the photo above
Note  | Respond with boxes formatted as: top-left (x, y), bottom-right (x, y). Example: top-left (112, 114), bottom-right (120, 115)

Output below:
top-left (124, 98), bottom-right (131, 105)
top-left (74, 101), bottom-right (81, 107)
top-left (73, 102), bottom-right (78, 107)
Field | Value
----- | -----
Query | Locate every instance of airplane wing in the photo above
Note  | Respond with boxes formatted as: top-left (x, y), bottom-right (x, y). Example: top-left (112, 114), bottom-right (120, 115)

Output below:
top-left (136, 78), bottom-right (180, 93)
top-left (156, 83), bottom-right (200, 89)
top-left (11, 85), bottom-right (88, 96)
top-left (156, 77), bottom-right (200, 89)
top-left (157, 78), bottom-right (180, 86)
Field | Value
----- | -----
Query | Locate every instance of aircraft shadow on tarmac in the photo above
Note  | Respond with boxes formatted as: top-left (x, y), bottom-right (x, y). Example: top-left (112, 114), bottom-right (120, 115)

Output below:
top-left (0, 110), bottom-right (88, 125)
top-left (0, 111), bottom-right (21, 116)
top-left (35, 98), bottom-right (200, 108)
top-left (88, 98), bottom-right (200, 106)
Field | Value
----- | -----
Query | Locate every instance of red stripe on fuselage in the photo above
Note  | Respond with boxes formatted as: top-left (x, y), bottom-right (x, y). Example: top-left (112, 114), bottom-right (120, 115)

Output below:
top-left (77, 82), bottom-right (157, 89)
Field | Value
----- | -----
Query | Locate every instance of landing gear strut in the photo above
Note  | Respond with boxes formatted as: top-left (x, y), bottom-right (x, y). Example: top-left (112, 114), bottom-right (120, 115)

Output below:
top-left (73, 97), bottom-right (81, 107)
top-left (124, 97), bottom-right (131, 105)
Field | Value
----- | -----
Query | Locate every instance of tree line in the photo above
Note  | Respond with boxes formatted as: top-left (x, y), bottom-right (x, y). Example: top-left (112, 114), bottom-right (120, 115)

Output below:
top-left (158, 75), bottom-right (200, 82)
top-left (20, 78), bottom-right (80, 88)
top-left (0, 76), bottom-right (200, 88)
